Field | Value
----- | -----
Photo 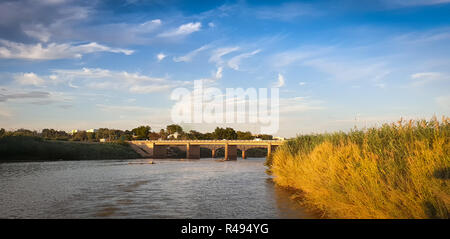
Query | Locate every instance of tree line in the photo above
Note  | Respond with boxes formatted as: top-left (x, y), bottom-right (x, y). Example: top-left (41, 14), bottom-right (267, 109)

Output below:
top-left (0, 124), bottom-right (274, 142)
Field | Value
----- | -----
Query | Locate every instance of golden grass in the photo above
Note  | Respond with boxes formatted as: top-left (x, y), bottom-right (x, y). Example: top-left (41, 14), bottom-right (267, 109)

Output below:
top-left (269, 116), bottom-right (449, 218)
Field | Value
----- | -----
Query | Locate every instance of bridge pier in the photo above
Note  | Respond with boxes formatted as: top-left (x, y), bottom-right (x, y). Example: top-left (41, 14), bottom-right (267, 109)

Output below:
top-left (186, 144), bottom-right (200, 159)
top-left (225, 144), bottom-right (237, 160)
top-left (211, 148), bottom-right (216, 158)
top-left (153, 145), bottom-right (167, 159)
top-left (242, 150), bottom-right (246, 159)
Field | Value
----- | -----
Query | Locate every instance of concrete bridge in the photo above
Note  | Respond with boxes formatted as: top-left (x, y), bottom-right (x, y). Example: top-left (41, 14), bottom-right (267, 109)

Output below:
top-left (129, 140), bottom-right (283, 160)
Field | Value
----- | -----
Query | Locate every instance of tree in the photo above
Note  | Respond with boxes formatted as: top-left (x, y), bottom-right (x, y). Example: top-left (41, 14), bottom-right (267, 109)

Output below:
top-left (0, 128), bottom-right (5, 137)
top-left (132, 126), bottom-right (151, 140)
top-left (187, 130), bottom-right (204, 140)
top-left (12, 129), bottom-right (38, 137)
top-left (256, 134), bottom-right (273, 140)
top-left (121, 130), bottom-right (133, 141)
top-left (72, 131), bottom-right (87, 141)
top-left (237, 131), bottom-right (254, 140)
top-left (166, 124), bottom-right (183, 134)
top-left (213, 127), bottom-right (237, 140)
top-left (86, 132), bottom-right (95, 142)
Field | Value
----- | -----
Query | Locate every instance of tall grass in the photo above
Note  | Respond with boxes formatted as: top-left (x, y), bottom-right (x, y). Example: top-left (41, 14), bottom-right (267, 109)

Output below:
top-left (269, 117), bottom-right (449, 218)
top-left (0, 136), bottom-right (141, 161)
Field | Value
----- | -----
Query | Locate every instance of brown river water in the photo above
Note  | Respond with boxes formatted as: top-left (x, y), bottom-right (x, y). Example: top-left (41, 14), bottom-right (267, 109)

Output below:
top-left (0, 158), bottom-right (316, 218)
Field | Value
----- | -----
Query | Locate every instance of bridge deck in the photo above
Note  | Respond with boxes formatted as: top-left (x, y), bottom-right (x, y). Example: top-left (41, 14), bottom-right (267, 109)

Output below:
top-left (130, 140), bottom-right (284, 146)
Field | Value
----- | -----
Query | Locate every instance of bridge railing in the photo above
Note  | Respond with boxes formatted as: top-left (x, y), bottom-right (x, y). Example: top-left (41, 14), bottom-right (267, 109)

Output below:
top-left (130, 139), bottom-right (284, 143)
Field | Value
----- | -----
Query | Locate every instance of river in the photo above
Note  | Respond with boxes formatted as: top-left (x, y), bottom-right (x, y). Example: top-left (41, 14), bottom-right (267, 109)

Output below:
top-left (0, 158), bottom-right (316, 218)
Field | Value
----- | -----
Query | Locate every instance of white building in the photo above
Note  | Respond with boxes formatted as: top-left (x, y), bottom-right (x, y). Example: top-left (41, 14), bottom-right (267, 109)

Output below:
top-left (168, 132), bottom-right (180, 139)
top-left (86, 129), bottom-right (98, 133)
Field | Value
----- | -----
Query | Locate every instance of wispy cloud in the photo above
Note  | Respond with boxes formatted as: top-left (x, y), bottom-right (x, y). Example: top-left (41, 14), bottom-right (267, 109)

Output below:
top-left (411, 72), bottom-right (450, 86)
top-left (198, 67), bottom-right (224, 86)
top-left (0, 40), bottom-right (133, 60)
top-left (173, 44), bottom-right (211, 62)
top-left (0, 91), bottom-right (50, 102)
top-left (158, 22), bottom-right (201, 38)
top-left (227, 49), bottom-right (261, 70)
top-left (135, 19), bottom-right (162, 33)
top-left (273, 73), bottom-right (286, 87)
top-left (209, 47), bottom-right (239, 65)
top-left (47, 68), bottom-right (186, 94)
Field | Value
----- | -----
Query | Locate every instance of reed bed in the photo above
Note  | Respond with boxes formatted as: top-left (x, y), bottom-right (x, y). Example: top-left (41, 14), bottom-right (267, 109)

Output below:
top-left (268, 117), bottom-right (449, 218)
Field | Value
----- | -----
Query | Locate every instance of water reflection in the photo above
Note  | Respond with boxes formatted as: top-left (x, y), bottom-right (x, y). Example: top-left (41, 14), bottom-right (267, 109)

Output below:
top-left (0, 158), bottom-right (316, 218)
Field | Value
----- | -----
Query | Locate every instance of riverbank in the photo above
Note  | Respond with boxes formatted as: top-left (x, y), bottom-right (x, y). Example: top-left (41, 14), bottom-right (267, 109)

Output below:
top-left (0, 136), bottom-right (141, 162)
top-left (267, 117), bottom-right (449, 219)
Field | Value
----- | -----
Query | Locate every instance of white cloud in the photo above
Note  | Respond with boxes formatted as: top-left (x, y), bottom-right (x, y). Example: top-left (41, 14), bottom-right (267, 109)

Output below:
top-left (227, 49), bottom-right (261, 70)
top-left (215, 67), bottom-right (223, 80)
top-left (273, 73), bottom-right (285, 87)
top-left (14, 72), bottom-right (45, 86)
top-left (48, 68), bottom-right (180, 94)
top-left (134, 19), bottom-right (162, 33)
top-left (157, 53), bottom-right (166, 61)
top-left (197, 67), bottom-right (224, 86)
top-left (158, 22), bottom-right (201, 37)
top-left (208, 22), bottom-right (215, 28)
top-left (173, 44), bottom-right (211, 62)
top-left (0, 40), bottom-right (134, 60)
top-left (209, 47), bottom-right (239, 65)
top-left (411, 72), bottom-right (450, 86)
top-left (299, 82), bottom-right (306, 86)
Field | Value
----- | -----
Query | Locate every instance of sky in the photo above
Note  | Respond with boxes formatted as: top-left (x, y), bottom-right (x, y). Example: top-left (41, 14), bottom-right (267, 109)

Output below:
top-left (0, 0), bottom-right (449, 137)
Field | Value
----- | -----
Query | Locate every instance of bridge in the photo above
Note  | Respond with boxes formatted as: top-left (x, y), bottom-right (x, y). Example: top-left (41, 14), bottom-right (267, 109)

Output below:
top-left (129, 140), bottom-right (284, 160)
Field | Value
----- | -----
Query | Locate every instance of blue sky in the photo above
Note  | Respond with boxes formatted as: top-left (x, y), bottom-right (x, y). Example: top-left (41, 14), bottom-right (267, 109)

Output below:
top-left (0, 0), bottom-right (449, 137)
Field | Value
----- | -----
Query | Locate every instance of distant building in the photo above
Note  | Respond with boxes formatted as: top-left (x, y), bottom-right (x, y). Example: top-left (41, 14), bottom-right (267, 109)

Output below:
top-left (168, 132), bottom-right (180, 139)
top-left (273, 136), bottom-right (285, 141)
top-left (70, 129), bottom-right (79, 135)
top-left (86, 129), bottom-right (97, 133)
top-left (99, 138), bottom-right (106, 143)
